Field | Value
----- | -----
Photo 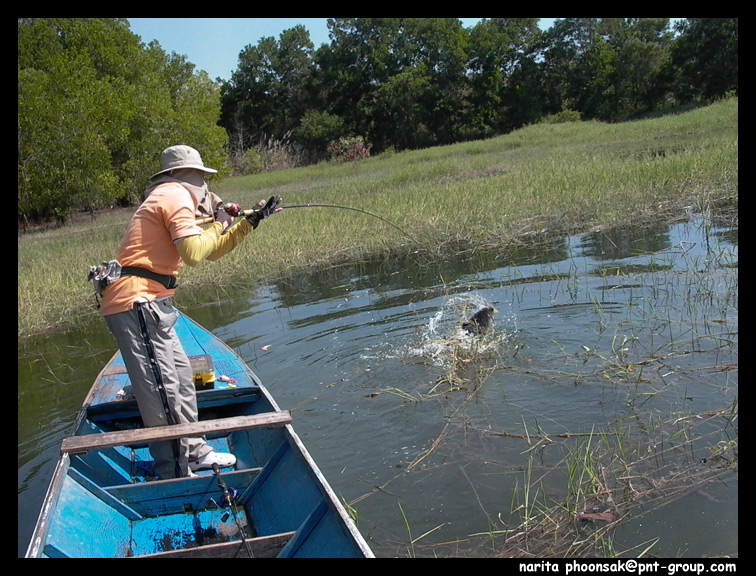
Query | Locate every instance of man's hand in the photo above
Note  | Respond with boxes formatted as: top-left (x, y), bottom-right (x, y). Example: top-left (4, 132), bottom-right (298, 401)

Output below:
top-left (246, 196), bottom-right (283, 229)
top-left (215, 207), bottom-right (234, 232)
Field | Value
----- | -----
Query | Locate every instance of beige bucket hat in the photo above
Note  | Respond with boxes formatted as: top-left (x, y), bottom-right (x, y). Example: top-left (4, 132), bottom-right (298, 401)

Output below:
top-left (151, 145), bottom-right (218, 178)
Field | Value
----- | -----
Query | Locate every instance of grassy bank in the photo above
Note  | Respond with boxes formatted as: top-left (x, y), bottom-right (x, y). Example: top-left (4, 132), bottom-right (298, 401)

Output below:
top-left (18, 97), bottom-right (738, 339)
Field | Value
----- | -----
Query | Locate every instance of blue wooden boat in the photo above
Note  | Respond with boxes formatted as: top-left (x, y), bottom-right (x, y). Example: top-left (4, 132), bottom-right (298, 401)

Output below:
top-left (25, 312), bottom-right (374, 558)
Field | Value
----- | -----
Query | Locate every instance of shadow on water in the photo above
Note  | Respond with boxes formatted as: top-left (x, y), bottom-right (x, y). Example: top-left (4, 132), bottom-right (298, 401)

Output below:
top-left (18, 211), bottom-right (737, 558)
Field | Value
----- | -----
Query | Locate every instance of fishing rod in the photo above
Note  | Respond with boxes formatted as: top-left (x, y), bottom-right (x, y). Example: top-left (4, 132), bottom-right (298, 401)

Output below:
top-left (196, 201), bottom-right (414, 239)
top-left (210, 463), bottom-right (255, 558)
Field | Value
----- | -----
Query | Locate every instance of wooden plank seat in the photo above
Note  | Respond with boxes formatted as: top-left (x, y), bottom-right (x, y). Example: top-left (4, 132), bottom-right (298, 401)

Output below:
top-left (134, 531), bottom-right (297, 558)
top-left (61, 411), bottom-right (292, 455)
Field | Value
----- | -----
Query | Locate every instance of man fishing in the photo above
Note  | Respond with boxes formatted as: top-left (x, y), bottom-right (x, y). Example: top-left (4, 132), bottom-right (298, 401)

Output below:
top-left (97, 145), bottom-right (281, 479)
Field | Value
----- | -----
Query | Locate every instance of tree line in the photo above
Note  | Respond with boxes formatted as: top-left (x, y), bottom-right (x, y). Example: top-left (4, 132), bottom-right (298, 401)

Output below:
top-left (18, 18), bottom-right (738, 227)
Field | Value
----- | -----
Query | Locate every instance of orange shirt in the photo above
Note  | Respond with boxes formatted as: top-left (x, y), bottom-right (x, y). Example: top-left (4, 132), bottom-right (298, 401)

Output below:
top-left (100, 182), bottom-right (202, 316)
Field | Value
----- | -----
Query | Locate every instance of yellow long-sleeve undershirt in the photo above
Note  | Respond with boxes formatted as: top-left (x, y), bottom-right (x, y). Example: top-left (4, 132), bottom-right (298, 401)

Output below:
top-left (175, 218), bottom-right (252, 266)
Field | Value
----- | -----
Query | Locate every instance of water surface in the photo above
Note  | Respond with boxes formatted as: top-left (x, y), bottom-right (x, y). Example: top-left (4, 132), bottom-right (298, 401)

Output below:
top-left (18, 214), bottom-right (737, 558)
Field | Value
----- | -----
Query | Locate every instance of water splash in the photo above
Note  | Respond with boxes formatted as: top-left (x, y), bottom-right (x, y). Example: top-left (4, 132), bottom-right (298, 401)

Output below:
top-left (407, 294), bottom-right (515, 368)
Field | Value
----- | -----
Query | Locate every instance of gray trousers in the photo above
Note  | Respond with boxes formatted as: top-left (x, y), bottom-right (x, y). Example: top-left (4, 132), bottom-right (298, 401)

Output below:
top-left (105, 298), bottom-right (212, 478)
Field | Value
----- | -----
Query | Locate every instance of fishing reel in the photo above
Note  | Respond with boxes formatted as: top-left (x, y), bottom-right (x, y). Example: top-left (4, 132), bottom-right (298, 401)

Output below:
top-left (211, 462), bottom-right (239, 508)
top-left (221, 202), bottom-right (244, 217)
top-left (219, 486), bottom-right (239, 507)
top-left (216, 197), bottom-right (282, 229)
top-left (218, 197), bottom-right (281, 218)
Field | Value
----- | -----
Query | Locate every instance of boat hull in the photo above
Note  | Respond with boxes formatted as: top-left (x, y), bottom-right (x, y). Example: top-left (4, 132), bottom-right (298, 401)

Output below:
top-left (26, 312), bottom-right (373, 558)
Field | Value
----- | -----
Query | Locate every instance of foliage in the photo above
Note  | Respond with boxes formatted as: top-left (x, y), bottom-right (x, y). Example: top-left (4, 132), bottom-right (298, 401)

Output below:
top-left (219, 18), bottom-right (737, 160)
top-left (228, 133), bottom-right (304, 175)
top-left (253, 132), bottom-right (304, 172)
top-left (327, 135), bottom-right (372, 163)
top-left (296, 110), bottom-right (345, 161)
top-left (18, 18), bottom-right (227, 226)
top-left (672, 18), bottom-right (739, 102)
top-left (18, 18), bottom-right (738, 226)
top-left (236, 148), bottom-right (263, 176)
top-left (219, 25), bottom-right (314, 149)
top-left (466, 18), bottom-right (543, 134)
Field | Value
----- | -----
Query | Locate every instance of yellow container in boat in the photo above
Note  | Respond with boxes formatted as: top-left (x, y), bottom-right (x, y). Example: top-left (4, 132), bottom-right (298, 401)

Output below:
top-left (189, 354), bottom-right (215, 390)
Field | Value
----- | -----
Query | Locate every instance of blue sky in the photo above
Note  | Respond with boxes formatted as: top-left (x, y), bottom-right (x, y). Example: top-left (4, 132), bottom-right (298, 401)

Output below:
top-left (127, 18), bottom-right (557, 82)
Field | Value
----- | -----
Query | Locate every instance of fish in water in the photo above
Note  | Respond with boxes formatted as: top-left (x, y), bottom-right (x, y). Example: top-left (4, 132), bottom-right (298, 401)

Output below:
top-left (462, 305), bottom-right (497, 335)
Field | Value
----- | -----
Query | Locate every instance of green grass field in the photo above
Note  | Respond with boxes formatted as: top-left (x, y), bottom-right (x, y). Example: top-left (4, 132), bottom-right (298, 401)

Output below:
top-left (18, 97), bottom-right (738, 338)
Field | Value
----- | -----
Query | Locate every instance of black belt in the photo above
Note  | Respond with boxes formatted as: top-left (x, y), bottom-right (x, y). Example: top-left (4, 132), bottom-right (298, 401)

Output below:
top-left (121, 266), bottom-right (178, 289)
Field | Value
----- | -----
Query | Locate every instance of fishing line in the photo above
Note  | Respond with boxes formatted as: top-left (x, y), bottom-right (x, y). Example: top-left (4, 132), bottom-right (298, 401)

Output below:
top-left (199, 201), bottom-right (416, 240)
top-left (280, 203), bottom-right (415, 240)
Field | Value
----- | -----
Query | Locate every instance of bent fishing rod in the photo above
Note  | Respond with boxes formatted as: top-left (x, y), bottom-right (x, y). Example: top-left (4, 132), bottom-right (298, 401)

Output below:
top-left (196, 200), bottom-right (414, 239)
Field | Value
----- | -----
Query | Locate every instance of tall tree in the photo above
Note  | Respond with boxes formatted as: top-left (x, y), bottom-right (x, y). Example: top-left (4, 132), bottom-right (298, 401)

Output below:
top-left (314, 18), bottom-right (405, 149)
top-left (538, 18), bottom-right (675, 121)
top-left (403, 18), bottom-right (469, 146)
top-left (467, 18), bottom-right (542, 136)
top-left (606, 18), bottom-right (674, 117)
top-left (672, 18), bottom-right (738, 102)
top-left (18, 18), bottom-right (226, 225)
top-left (220, 36), bottom-right (281, 147)
top-left (19, 18), bottom-right (138, 222)
top-left (538, 18), bottom-right (618, 120)
top-left (276, 25), bottom-right (316, 133)
top-left (315, 18), bottom-right (472, 152)
top-left (220, 25), bottom-right (315, 149)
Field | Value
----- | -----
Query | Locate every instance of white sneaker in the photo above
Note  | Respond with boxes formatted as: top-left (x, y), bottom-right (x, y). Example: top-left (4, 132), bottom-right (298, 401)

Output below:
top-left (189, 451), bottom-right (237, 472)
